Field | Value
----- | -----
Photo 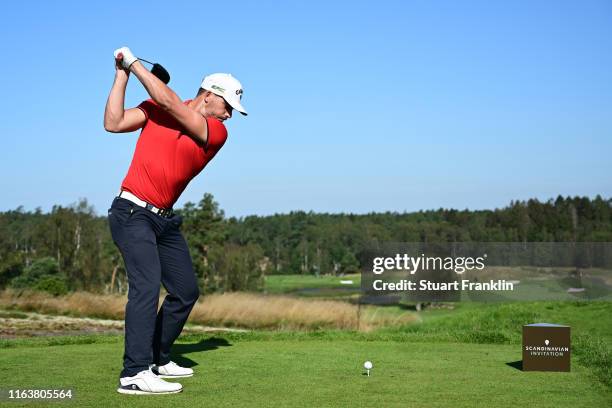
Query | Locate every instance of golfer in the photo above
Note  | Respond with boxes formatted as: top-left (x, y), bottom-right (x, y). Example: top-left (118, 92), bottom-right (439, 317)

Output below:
top-left (104, 46), bottom-right (247, 395)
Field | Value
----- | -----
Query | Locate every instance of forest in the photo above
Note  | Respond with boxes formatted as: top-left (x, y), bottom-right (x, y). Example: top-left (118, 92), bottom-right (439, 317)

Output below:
top-left (0, 194), bottom-right (610, 295)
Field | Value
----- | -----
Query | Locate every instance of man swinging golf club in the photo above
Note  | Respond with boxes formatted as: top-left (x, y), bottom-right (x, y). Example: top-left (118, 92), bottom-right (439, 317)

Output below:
top-left (104, 46), bottom-right (247, 395)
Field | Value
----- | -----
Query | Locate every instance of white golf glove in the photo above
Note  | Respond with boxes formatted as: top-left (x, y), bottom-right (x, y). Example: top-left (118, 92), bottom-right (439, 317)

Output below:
top-left (114, 46), bottom-right (138, 69)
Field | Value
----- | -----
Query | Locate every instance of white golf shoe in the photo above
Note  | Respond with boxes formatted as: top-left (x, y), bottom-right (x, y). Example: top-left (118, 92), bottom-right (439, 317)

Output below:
top-left (117, 368), bottom-right (183, 395)
top-left (151, 361), bottom-right (194, 378)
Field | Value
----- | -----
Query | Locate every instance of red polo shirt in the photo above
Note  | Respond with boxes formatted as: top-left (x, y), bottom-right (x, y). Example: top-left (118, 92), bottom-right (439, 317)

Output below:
top-left (120, 99), bottom-right (228, 208)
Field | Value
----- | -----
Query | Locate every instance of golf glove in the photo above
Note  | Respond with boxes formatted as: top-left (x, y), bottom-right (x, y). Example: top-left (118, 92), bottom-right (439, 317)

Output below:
top-left (114, 46), bottom-right (138, 69)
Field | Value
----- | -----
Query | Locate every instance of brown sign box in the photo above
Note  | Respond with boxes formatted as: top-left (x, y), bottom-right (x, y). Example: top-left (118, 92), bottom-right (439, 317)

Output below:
top-left (522, 323), bottom-right (570, 372)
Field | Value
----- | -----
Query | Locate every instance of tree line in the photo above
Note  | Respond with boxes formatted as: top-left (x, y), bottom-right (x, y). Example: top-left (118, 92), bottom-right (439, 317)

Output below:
top-left (0, 194), bottom-right (610, 295)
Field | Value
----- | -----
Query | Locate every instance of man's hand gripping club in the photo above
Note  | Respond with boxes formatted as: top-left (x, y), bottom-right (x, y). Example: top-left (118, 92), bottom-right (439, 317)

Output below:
top-left (113, 46), bottom-right (208, 145)
top-left (114, 47), bottom-right (138, 70)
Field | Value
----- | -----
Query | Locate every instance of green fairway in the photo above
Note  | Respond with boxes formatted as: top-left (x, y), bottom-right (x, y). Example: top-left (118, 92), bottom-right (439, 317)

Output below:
top-left (0, 334), bottom-right (610, 408)
top-left (265, 273), bottom-right (361, 297)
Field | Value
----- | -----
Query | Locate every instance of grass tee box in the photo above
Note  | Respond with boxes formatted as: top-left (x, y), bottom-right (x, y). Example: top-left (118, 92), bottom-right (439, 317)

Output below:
top-left (523, 323), bottom-right (571, 372)
top-left (0, 334), bottom-right (609, 408)
top-left (0, 300), bottom-right (610, 407)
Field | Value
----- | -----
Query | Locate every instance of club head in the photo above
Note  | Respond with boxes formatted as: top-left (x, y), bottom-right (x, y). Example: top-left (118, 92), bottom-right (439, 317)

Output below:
top-left (151, 63), bottom-right (170, 84)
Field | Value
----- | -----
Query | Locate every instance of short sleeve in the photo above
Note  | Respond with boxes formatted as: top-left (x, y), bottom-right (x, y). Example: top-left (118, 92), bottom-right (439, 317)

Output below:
top-left (137, 99), bottom-right (156, 121)
top-left (205, 117), bottom-right (228, 151)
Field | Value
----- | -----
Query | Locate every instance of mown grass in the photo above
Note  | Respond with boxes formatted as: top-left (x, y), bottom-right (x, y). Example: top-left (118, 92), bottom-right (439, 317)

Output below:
top-left (1, 334), bottom-right (610, 407)
top-left (264, 273), bottom-right (361, 294)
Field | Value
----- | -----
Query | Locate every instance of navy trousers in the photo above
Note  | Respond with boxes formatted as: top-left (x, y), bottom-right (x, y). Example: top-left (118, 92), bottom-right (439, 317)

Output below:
top-left (107, 196), bottom-right (199, 378)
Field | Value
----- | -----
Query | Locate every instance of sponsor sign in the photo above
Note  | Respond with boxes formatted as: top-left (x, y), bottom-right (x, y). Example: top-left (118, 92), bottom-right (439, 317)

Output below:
top-left (522, 323), bottom-right (570, 372)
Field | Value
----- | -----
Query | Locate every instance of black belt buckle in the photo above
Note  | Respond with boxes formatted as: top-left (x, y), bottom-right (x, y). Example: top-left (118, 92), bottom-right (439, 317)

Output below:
top-left (144, 203), bottom-right (172, 218)
top-left (159, 208), bottom-right (173, 218)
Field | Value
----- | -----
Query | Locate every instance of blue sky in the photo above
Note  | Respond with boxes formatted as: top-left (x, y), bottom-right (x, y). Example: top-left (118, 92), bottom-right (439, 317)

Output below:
top-left (0, 0), bottom-right (610, 217)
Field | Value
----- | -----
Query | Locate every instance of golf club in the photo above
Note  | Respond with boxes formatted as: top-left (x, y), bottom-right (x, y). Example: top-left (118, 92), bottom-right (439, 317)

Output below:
top-left (138, 57), bottom-right (171, 84)
top-left (115, 53), bottom-right (171, 84)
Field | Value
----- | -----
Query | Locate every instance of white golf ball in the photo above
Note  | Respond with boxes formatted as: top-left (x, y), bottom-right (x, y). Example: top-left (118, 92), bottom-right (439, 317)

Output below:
top-left (364, 361), bottom-right (373, 370)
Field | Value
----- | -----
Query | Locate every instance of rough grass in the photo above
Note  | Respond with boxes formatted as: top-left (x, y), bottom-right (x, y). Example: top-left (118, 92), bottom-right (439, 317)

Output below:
top-left (0, 290), bottom-right (126, 320)
top-left (191, 292), bottom-right (415, 330)
top-left (0, 289), bottom-right (415, 331)
top-left (0, 309), bottom-right (248, 339)
top-left (573, 334), bottom-right (611, 388)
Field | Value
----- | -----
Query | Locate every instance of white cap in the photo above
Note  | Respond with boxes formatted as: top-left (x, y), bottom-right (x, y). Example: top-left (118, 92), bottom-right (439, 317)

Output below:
top-left (200, 73), bottom-right (247, 116)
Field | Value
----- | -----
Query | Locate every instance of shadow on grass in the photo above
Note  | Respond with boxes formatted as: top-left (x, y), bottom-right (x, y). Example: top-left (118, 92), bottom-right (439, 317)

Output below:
top-left (506, 360), bottom-right (523, 371)
top-left (170, 337), bottom-right (232, 368)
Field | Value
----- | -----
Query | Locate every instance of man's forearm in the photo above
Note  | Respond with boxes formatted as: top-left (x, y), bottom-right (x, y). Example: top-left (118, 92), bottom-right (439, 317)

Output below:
top-left (121, 52), bottom-right (208, 145)
top-left (104, 73), bottom-right (129, 131)
top-left (130, 61), bottom-right (182, 109)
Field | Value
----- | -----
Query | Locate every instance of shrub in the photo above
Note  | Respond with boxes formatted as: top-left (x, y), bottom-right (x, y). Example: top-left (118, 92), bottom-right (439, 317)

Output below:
top-left (34, 275), bottom-right (69, 296)
top-left (10, 257), bottom-right (67, 296)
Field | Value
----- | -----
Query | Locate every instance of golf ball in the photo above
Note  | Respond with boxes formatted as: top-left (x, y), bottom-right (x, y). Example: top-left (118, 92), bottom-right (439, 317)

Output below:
top-left (364, 361), bottom-right (373, 370)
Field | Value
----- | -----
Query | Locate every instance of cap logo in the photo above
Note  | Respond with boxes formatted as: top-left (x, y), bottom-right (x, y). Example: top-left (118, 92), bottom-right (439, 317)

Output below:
top-left (211, 84), bottom-right (225, 93)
